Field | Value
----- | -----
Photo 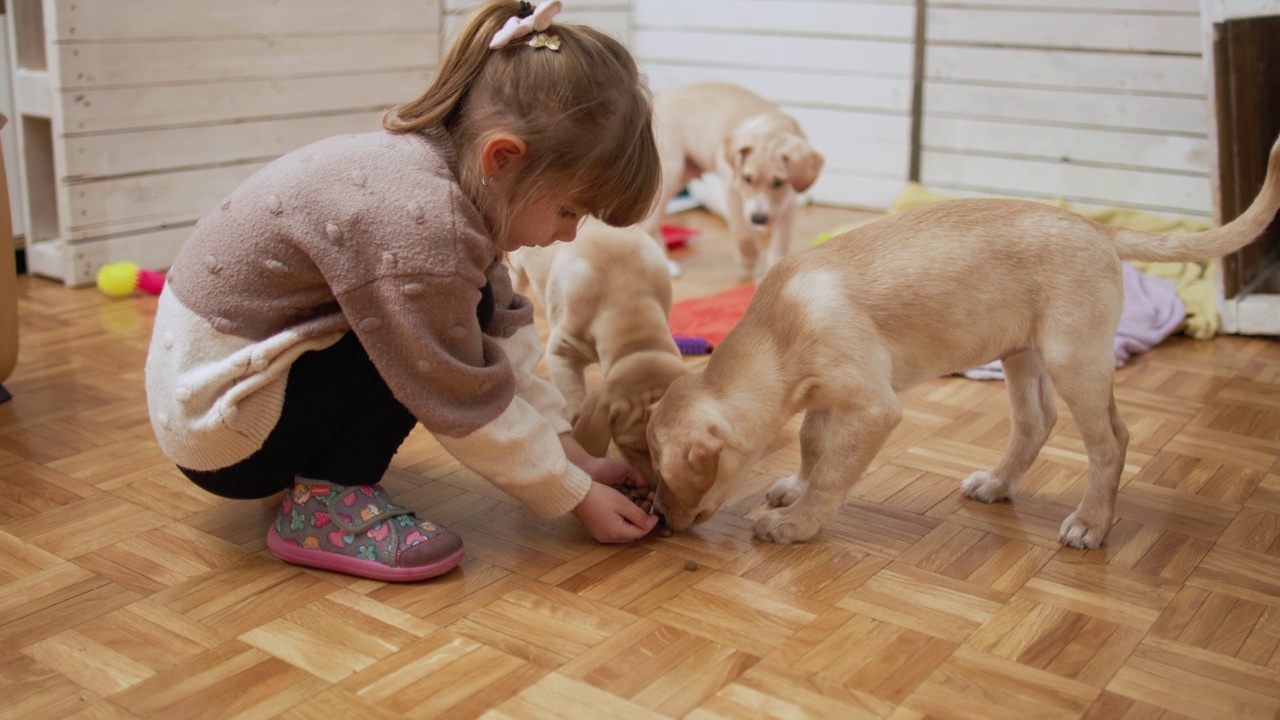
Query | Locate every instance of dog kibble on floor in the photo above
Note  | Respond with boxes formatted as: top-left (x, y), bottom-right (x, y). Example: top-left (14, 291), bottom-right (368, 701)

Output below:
top-left (684, 559), bottom-right (698, 571)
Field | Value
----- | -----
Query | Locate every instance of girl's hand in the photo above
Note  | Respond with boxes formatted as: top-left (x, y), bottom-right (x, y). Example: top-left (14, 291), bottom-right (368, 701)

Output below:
top-left (560, 433), bottom-right (657, 542)
top-left (571, 481), bottom-right (659, 543)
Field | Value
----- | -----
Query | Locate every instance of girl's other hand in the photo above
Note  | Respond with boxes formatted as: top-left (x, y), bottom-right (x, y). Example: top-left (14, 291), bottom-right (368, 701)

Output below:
top-left (584, 455), bottom-right (646, 489)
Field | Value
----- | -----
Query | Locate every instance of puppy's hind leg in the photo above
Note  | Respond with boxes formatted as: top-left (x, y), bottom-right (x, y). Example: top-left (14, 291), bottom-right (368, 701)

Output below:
top-left (1044, 345), bottom-right (1128, 549)
top-left (962, 350), bottom-right (1057, 503)
top-left (755, 391), bottom-right (902, 544)
top-left (766, 409), bottom-right (831, 508)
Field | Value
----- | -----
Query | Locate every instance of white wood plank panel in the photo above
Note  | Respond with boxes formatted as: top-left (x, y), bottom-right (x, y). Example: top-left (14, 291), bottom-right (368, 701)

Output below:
top-left (562, 11), bottom-right (632, 42)
top-left (634, 0), bottom-right (915, 39)
top-left (927, 46), bottom-right (1206, 94)
top-left (807, 171), bottom-right (911, 213)
top-left (62, 113), bottom-right (386, 179)
top-left (922, 117), bottom-right (1210, 174)
top-left (920, 151), bottom-right (1212, 215)
top-left (928, 8), bottom-right (1202, 53)
top-left (930, 0), bottom-right (1199, 11)
top-left (58, 70), bottom-right (432, 134)
top-left (57, 34), bottom-right (440, 88)
top-left (62, 163), bottom-right (269, 241)
top-left (924, 83), bottom-right (1208, 135)
top-left (634, 29), bottom-right (914, 76)
top-left (642, 64), bottom-right (913, 113)
top-left (789, 107), bottom-right (913, 176)
top-left (804, 131), bottom-right (911, 177)
top-left (49, 0), bottom-right (439, 41)
top-left (1203, 0), bottom-right (1280, 22)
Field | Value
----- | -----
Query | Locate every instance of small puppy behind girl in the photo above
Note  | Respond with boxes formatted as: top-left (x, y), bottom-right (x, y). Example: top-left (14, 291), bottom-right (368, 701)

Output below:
top-left (510, 218), bottom-right (689, 482)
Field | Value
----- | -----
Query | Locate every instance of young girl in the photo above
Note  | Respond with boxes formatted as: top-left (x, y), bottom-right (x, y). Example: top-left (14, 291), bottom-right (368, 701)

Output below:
top-left (145, 0), bottom-right (663, 582)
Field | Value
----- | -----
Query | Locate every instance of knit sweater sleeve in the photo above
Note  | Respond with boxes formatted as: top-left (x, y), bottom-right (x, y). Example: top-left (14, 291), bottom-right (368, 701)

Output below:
top-left (432, 322), bottom-right (591, 518)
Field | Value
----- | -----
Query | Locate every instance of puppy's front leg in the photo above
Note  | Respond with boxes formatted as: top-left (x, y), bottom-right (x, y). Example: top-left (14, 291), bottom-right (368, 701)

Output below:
top-left (764, 202), bottom-right (796, 273)
top-left (724, 189), bottom-right (759, 280)
top-left (546, 329), bottom-right (591, 415)
top-left (755, 397), bottom-right (902, 544)
top-left (766, 409), bottom-right (831, 508)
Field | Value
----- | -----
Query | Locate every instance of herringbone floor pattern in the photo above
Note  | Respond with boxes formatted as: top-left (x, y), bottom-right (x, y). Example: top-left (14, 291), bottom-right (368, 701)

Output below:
top-left (2, 206), bottom-right (1279, 719)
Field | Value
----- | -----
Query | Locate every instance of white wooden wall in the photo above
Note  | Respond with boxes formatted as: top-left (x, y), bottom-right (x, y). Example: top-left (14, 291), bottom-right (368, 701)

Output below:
top-left (633, 0), bottom-right (918, 212)
top-left (0, 0), bottom-right (1228, 283)
top-left (7, 0), bottom-right (441, 286)
top-left (920, 0), bottom-right (1211, 218)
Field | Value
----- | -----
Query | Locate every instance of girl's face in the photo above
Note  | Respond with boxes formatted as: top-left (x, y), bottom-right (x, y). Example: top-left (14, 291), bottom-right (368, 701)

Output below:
top-left (500, 191), bottom-right (588, 251)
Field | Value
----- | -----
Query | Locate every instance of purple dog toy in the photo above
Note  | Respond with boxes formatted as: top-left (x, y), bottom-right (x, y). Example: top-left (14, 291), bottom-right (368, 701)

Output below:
top-left (673, 335), bottom-right (712, 355)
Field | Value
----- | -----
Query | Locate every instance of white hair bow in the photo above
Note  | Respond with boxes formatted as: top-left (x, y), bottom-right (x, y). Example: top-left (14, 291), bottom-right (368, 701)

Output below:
top-left (490, 0), bottom-right (563, 49)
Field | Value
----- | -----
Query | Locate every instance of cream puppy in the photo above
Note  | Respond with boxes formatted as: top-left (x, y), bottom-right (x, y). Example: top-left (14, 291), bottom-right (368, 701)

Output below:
top-left (644, 82), bottom-right (824, 279)
top-left (509, 218), bottom-right (689, 481)
top-left (647, 135), bottom-right (1280, 550)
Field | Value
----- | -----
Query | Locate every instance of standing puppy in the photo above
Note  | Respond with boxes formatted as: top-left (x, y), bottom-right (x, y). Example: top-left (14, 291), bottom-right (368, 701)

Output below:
top-left (510, 218), bottom-right (689, 481)
top-left (647, 135), bottom-right (1280, 550)
top-left (644, 82), bottom-right (824, 280)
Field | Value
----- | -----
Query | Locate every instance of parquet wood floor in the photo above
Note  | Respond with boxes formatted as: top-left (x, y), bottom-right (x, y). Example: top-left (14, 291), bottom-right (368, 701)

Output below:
top-left (2, 205), bottom-right (1279, 719)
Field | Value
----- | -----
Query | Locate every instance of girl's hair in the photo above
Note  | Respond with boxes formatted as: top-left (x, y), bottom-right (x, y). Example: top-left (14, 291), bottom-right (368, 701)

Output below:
top-left (384, 1), bottom-right (661, 242)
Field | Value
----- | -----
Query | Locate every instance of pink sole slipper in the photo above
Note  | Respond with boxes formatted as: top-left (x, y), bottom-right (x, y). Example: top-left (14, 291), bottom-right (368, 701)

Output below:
top-left (268, 524), bottom-right (464, 582)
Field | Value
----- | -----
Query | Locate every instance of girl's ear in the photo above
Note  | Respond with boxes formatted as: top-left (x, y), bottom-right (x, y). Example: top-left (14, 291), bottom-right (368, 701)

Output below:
top-left (481, 134), bottom-right (528, 180)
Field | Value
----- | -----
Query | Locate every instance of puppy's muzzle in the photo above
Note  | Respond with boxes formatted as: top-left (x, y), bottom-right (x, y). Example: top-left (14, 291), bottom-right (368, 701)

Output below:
top-left (653, 496), bottom-right (709, 531)
top-left (750, 213), bottom-right (769, 226)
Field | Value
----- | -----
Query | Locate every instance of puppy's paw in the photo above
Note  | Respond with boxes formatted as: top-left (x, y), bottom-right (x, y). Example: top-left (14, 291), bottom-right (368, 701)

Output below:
top-left (1058, 510), bottom-right (1109, 549)
top-left (765, 475), bottom-right (805, 507)
top-left (753, 508), bottom-right (820, 544)
top-left (961, 471), bottom-right (1012, 503)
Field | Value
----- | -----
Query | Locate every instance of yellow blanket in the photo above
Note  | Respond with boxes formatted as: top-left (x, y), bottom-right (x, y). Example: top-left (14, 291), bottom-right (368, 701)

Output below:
top-left (815, 184), bottom-right (1219, 339)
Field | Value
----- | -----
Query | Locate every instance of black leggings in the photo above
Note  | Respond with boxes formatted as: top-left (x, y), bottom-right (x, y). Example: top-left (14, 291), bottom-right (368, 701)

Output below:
top-left (179, 331), bottom-right (417, 499)
top-left (182, 282), bottom-right (496, 500)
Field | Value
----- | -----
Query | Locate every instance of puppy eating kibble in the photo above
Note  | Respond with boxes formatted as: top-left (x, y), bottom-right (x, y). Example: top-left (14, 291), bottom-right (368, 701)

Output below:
top-left (648, 134), bottom-right (1280, 550)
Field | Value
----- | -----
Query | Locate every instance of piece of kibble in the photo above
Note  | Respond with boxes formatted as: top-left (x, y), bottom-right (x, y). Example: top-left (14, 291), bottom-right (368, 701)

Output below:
top-left (684, 559), bottom-right (698, 571)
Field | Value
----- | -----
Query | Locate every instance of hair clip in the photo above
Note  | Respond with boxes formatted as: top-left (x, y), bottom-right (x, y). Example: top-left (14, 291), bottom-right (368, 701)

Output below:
top-left (529, 33), bottom-right (561, 50)
top-left (490, 0), bottom-right (562, 49)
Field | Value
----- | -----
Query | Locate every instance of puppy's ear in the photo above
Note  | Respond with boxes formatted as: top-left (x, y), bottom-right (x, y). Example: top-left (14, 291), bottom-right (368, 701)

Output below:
top-left (725, 135), bottom-right (753, 173)
top-left (782, 137), bottom-right (824, 193)
top-left (571, 391), bottom-right (612, 457)
top-left (686, 427), bottom-right (723, 487)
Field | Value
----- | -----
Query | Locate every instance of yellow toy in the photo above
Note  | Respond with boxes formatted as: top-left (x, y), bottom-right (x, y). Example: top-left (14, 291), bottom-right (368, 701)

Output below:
top-left (96, 261), bottom-right (166, 298)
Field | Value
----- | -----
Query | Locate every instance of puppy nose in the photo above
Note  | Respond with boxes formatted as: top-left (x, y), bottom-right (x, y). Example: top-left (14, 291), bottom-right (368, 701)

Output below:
top-left (750, 213), bottom-right (769, 225)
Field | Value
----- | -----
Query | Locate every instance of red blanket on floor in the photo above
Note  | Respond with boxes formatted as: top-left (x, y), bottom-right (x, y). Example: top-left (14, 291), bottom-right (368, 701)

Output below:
top-left (667, 284), bottom-right (756, 348)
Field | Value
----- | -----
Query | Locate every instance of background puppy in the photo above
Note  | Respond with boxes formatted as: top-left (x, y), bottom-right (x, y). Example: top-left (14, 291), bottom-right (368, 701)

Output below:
top-left (648, 135), bottom-right (1280, 550)
top-left (644, 81), bottom-right (824, 280)
top-left (509, 218), bottom-right (689, 481)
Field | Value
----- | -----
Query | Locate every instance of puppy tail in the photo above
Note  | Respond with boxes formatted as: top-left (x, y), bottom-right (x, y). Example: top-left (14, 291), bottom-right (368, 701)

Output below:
top-left (1109, 132), bottom-right (1280, 263)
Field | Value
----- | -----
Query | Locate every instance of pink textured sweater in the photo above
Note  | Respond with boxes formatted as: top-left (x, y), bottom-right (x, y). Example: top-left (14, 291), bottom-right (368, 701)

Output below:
top-left (145, 128), bottom-right (591, 518)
